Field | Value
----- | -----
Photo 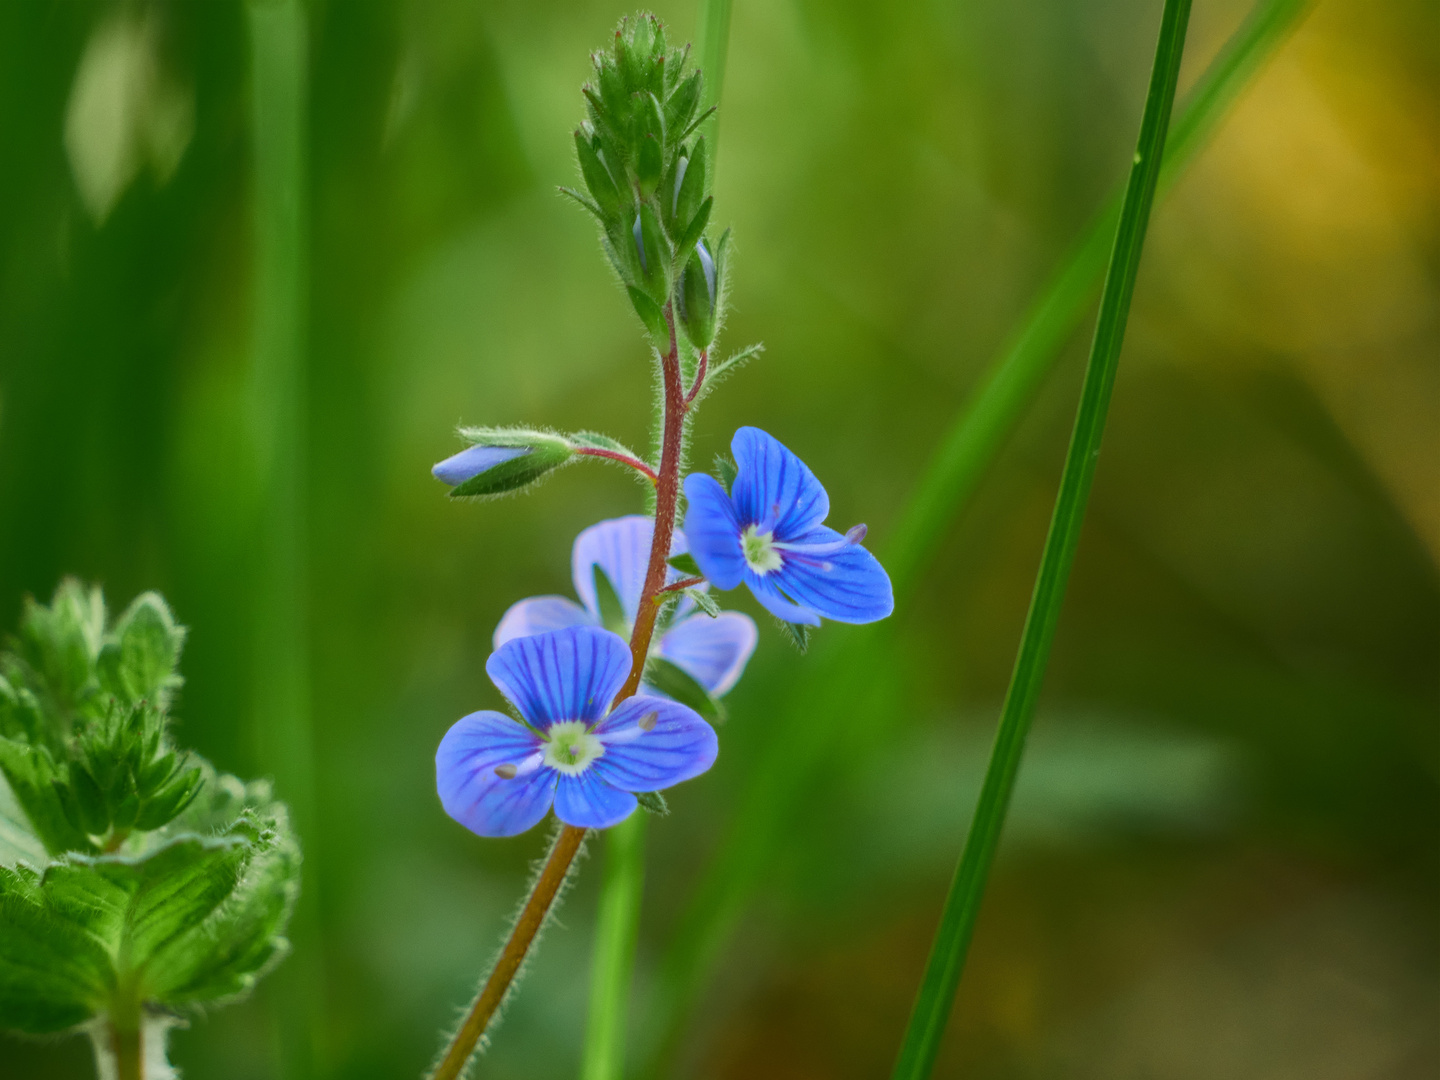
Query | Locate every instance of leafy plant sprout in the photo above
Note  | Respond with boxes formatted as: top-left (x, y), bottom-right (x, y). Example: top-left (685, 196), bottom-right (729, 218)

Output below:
top-left (0, 581), bottom-right (299, 1080)
top-left (425, 14), bottom-right (892, 1078)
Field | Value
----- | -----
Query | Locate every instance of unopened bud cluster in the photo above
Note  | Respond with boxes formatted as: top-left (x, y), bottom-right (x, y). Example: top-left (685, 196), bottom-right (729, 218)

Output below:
top-left (566, 14), bottom-right (728, 350)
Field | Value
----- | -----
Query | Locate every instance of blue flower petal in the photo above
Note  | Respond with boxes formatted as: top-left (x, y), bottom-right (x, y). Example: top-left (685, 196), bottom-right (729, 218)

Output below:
top-left (493, 595), bottom-right (594, 650)
top-left (553, 770), bottom-right (638, 829)
top-left (745, 571), bottom-right (822, 626)
top-left (770, 526), bottom-right (894, 624)
top-left (658, 611), bottom-right (758, 696)
top-left (572, 516), bottom-right (686, 627)
top-left (682, 474), bottom-right (746, 589)
top-left (486, 626), bottom-right (632, 726)
top-left (592, 696), bottom-right (718, 792)
top-left (432, 444), bottom-right (528, 486)
top-left (730, 427), bottom-right (829, 540)
top-left (436, 711), bottom-right (555, 837)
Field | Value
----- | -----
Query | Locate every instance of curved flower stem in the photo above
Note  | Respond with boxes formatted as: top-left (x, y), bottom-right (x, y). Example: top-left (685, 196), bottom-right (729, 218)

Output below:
top-left (682, 350), bottom-right (708, 409)
top-left (430, 825), bottom-right (588, 1080)
top-left (574, 447), bottom-right (660, 485)
top-left (430, 310), bottom-right (688, 1080)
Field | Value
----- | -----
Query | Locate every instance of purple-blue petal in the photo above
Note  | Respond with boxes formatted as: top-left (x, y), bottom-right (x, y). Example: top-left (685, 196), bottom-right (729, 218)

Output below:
top-left (592, 696), bottom-right (718, 792)
top-left (493, 596), bottom-right (594, 650)
top-left (682, 474), bottom-right (745, 589)
top-left (770, 526), bottom-right (894, 624)
top-left (744, 571), bottom-right (822, 626)
top-left (486, 626), bottom-right (631, 726)
top-left (730, 427), bottom-right (829, 540)
top-left (658, 611), bottom-right (758, 696)
top-left (435, 711), bottom-right (555, 837)
top-left (572, 516), bottom-right (686, 626)
top-left (553, 770), bottom-right (638, 829)
top-left (432, 444), bottom-right (528, 486)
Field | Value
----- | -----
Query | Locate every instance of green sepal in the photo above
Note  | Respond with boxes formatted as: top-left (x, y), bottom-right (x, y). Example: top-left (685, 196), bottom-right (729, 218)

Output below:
top-left (666, 552), bottom-right (702, 578)
top-left (635, 203), bottom-right (671, 299)
top-left (574, 130), bottom-right (626, 219)
top-left (627, 286), bottom-right (670, 344)
top-left (559, 185), bottom-right (606, 223)
top-left (446, 428), bottom-right (575, 499)
top-left (672, 138), bottom-right (707, 234)
top-left (643, 657), bottom-right (725, 724)
top-left (635, 93), bottom-right (666, 196)
top-left (712, 453), bottom-right (738, 494)
top-left (674, 197), bottom-right (713, 271)
top-left (664, 71), bottom-right (702, 143)
top-left (635, 790), bottom-right (670, 817)
top-left (96, 593), bottom-right (186, 710)
top-left (592, 565), bottom-right (629, 638)
top-left (777, 620), bottom-right (812, 654)
top-left (134, 767), bottom-right (202, 833)
top-left (570, 431), bottom-right (642, 459)
top-left (683, 588), bottom-right (720, 619)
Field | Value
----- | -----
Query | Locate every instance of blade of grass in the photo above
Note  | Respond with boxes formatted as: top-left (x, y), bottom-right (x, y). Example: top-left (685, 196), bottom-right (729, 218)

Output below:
top-left (644, 0), bottom-right (1309, 1072)
top-left (581, 812), bottom-right (648, 1080)
top-left (248, 0), bottom-right (321, 1075)
top-left (891, 0), bottom-right (1193, 1072)
top-left (578, 5), bottom-right (738, 1078)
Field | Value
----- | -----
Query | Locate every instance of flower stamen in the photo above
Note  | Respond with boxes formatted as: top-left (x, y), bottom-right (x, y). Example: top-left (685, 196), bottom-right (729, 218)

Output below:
top-left (741, 524), bottom-right (783, 574)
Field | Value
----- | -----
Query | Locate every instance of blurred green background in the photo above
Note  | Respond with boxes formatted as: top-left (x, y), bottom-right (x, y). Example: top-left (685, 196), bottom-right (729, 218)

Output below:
top-left (1, 0), bottom-right (1436, 1077)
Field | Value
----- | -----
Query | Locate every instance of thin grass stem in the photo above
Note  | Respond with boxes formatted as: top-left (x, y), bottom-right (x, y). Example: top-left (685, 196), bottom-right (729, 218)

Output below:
top-left (889, 0), bottom-right (1193, 1074)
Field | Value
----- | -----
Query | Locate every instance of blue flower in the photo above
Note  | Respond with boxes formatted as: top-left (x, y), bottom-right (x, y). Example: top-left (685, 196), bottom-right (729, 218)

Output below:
top-left (495, 516), bottom-right (758, 696)
top-left (436, 625), bottom-right (718, 837)
top-left (682, 427), bottom-right (894, 626)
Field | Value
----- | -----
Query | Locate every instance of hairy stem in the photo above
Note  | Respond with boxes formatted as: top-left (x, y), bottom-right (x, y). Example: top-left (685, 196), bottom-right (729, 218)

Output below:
top-left (574, 447), bottom-right (660, 484)
top-left (430, 310), bottom-right (688, 1080)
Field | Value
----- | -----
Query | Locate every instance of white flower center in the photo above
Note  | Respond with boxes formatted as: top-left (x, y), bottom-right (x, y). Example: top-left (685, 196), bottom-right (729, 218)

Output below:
top-left (542, 720), bottom-right (605, 775)
top-left (741, 524), bottom-right (783, 574)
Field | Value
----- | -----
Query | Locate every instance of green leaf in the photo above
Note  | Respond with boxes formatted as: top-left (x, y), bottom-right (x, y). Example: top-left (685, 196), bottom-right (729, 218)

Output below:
top-left (776, 620), bottom-right (811, 655)
top-left (0, 739), bottom-right (93, 857)
top-left (703, 342), bottom-right (763, 388)
top-left (666, 553), bottom-right (702, 578)
top-left (0, 770), bottom-right (48, 869)
top-left (592, 566), bottom-right (629, 638)
top-left (635, 790), bottom-right (670, 817)
top-left (97, 593), bottom-right (186, 709)
top-left (643, 657), bottom-right (724, 725)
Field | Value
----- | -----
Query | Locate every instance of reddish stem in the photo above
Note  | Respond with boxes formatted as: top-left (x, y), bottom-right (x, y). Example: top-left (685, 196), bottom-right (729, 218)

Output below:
top-left (656, 576), bottom-right (704, 598)
top-left (682, 349), bottom-right (708, 409)
top-left (430, 305), bottom-right (690, 1080)
top-left (574, 446), bottom-right (658, 485)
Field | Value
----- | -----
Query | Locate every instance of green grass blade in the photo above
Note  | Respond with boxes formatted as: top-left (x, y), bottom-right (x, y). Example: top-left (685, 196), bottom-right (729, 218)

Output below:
top-left (890, 0), bottom-right (1194, 1074)
top-left (645, 0), bottom-right (1310, 1072)
top-left (579, 4), bottom-right (737, 1078)
top-left (248, 0), bottom-right (321, 1075)
top-left (581, 813), bottom-right (648, 1080)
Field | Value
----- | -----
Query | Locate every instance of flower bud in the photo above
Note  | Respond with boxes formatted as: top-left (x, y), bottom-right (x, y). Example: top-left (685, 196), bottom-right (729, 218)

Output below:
top-left (678, 231), bottom-right (726, 350)
top-left (433, 429), bottom-right (575, 498)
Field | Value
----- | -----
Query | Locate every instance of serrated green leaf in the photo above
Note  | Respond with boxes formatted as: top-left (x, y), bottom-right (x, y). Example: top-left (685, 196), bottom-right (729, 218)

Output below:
top-left (97, 593), bottom-right (186, 709)
top-left (643, 657), bottom-right (725, 724)
top-left (0, 772), bottom-right (48, 869)
top-left (0, 739), bottom-right (93, 857)
top-left (666, 552), bottom-right (702, 577)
